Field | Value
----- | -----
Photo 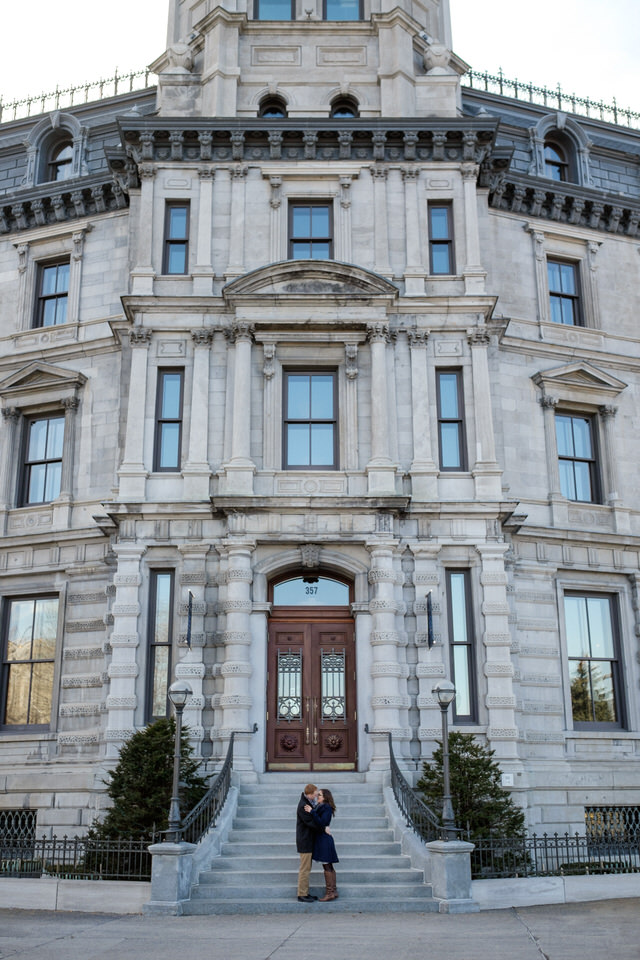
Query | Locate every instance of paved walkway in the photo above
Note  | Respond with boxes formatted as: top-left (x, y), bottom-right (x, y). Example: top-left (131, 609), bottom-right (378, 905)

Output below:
top-left (0, 899), bottom-right (637, 960)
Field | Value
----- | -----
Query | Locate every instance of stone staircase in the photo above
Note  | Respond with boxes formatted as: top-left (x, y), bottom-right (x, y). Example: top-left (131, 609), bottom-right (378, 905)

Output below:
top-left (183, 778), bottom-right (437, 914)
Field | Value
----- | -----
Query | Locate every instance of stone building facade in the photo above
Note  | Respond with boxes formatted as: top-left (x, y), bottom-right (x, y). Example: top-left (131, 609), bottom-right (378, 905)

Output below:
top-left (0, 0), bottom-right (639, 838)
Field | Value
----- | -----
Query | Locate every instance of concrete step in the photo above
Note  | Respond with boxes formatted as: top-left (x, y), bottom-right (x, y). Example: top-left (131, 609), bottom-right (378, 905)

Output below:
top-left (196, 867), bottom-right (426, 885)
top-left (191, 881), bottom-right (433, 900)
top-left (220, 841), bottom-right (402, 857)
top-left (202, 855), bottom-right (413, 872)
top-left (182, 897), bottom-right (439, 916)
top-left (228, 827), bottom-right (394, 841)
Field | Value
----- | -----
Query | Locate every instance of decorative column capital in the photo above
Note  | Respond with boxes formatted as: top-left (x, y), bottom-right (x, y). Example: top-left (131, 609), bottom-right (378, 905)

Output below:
top-left (61, 396), bottom-right (79, 413)
top-left (2, 406), bottom-right (21, 423)
top-left (467, 328), bottom-right (490, 347)
top-left (191, 328), bottom-right (215, 347)
top-left (461, 162), bottom-right (480, 181)
top-left (367, 322), bottom-right (389, 344)
top-left (269, 176), bottom-right (282, 208)
top-left (198, 165), bottom-right (215, 180)
top-left (539, 394), bottom-right (558, 410)
top-left (231, 164), bottom-right (248, 180)
top-left (407, 329), bottom-right (429, 348)
top-left (229, 321), bottom-right (254, 344)
top-left (371, 165), bottom-right (388, 181)
top-left (138, 163), bottom-right (156, 180)
top-left (129, 326), bottom-right (152, 346)
top-left (402, 166), bottom-right (420, 181)
top-left (600, 404), bottom-right (618, 419)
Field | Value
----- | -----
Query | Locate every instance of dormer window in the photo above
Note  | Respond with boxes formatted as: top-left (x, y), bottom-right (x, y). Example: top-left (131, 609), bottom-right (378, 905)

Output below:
top-left (47, 141), bottom-right (73, 182)
top-left (324, 0), bottom-right (362, 19)
top-left (254, 0), bottom-right (295, 18)
top-left (259, 96), bottom-right (287, 118)
top-left (544, 140), bottom-right (569, 182)
top-left (330, 96), bottom-right (359, 118)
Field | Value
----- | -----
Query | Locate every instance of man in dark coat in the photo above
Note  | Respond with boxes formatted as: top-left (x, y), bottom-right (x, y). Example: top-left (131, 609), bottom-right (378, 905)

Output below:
top-left (296, 783), bottom-right (319, 902)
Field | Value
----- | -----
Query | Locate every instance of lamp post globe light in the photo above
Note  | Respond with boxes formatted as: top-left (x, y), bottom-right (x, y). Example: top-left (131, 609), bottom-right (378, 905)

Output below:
top-left (432, 680), bottom-right (457, 842)
top-left (167, 680), bottom-right (193, 842)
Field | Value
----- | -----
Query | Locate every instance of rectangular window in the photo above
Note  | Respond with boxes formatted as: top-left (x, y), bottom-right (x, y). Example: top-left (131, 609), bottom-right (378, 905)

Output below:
top-left (283, 371), bottom-right (337, 469)
top-left (548, 259), bottom-right (581, 325)
top-left (428, 203), bottom-right (454, 275)
top-left (289, 202), bottom-right (333, 260)
top-left (35, 260), bottom-right (70, 327)
top-left (436, 370), bottom-right (466, 470)
top-left (555, 413), bottom-right (599, 502)
top-left (564, 593), bottom-right (623, 728)
top-left (146, 572), bottom-right (174, 722)
top-left (22, 416), bottom-right (64, 505)
top-left (163, 203), bottom-right (190, 275)
top-left (323, 0), bottom-right (362, 19)
top-left (254, 0), bottom-right (295, 17)
top-left (446, 571), bottom-right (476, 722)
top-left (154, 369), bottom-right (184, 471)
top-left (1, 596), bottom-right (58, 727)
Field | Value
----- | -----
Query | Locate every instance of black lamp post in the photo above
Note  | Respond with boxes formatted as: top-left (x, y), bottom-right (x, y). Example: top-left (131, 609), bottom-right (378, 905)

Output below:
top-left (432, 680), bottom-right (457, 842)
top-left (166, 679), bottom-right (193, 843)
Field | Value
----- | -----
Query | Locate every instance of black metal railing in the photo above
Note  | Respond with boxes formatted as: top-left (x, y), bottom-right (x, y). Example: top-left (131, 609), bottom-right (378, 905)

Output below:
top-left (464, 68), bottom-right (640, 130)
top-left (585, 805), bottom-right (640, 844)
top-left (0, 69), bottom-right (154, 124)
top-left (176, 732), bottom-right (235, 845)
top-left (470, 832), bottom-right (640, 880)
top-left (388, 733), bottom-right (444, 843)
top-left (0, 809), bottom-right (38, 843)
top-left (0, 834), bottom-right (156, 881)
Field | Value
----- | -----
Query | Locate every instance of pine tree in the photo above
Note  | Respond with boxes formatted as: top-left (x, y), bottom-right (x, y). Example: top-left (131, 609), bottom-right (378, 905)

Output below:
top-left (90, 718), bottom-right (208, 840)
top-left (417, 731), bottom-right (525, 842)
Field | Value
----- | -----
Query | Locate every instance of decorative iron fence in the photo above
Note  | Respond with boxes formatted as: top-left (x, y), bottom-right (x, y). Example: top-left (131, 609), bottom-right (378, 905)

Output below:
top-left (176, 732), bottom-right (235, 845)
top-left (0, 809), bottom-right (38, 843)
top-left (585, 805), bottom-right (640, 844)
top-left (0, 69), bottom-right (154, 124)
top-left (388, 733), bottom-right (444, 843)
top-left (470, 832), bottom-right (640, 880)
top-left (0, 834), bottom-right (156, 881)
top-left (464, 68), bottom-right (640, 130)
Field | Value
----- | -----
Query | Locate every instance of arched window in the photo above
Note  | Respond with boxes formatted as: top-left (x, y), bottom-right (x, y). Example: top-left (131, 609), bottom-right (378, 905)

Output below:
top-left (544, 140), bottom-right (569, 182)
top-left (272, 575), bottom-right (350, 606)
top-left (259, 96), bottom-right (287, 118)
top-left (47, 141), bottom-right (74, 182)
top-left (330, 96), bottom-right (359, 119)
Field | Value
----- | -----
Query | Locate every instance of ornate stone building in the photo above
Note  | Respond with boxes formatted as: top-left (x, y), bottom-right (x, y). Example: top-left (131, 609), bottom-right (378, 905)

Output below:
top-left (0, 0), bottom-right (639, 839)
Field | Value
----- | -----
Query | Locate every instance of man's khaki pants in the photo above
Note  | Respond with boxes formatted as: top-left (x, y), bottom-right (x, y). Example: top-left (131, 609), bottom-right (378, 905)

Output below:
top-left (297, 852), bottom-right (313, 896)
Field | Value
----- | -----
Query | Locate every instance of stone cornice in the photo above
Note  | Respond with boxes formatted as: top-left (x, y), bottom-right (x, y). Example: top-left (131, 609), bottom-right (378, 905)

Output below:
top-left (0, 173), bottom-right (128, 236)
top-left (117, 116), bottom-right (499, 167)
top-left (489, 172), bottom-right (640, 237)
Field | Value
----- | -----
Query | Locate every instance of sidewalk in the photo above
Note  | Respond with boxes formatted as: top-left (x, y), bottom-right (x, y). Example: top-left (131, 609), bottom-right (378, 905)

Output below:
top-left (0, 898), bottom-right (637, 960)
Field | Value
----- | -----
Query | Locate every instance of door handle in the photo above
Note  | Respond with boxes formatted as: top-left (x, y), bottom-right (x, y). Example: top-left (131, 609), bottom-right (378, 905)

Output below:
top-left (306, 698), bottom-right (310, 744)
top-left (313, 698), bottom-right (318, 745)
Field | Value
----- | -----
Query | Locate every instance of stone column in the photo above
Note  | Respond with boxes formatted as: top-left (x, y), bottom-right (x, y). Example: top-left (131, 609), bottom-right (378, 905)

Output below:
top-left (183, 329), bottom-right (214, 500)
top-left (461, 163), bottom-right (485, 294)
top-left (408, 331), bottom-right (438, 500)
top-left (403, 168), bottom-right (426, 295)
top-left (0, 408), bottom-right (21, 512)
top-left (366, 539), bottom-right (409, 769)
top-left (216, 539), bottom-right (256, 775)
top-left (118, 327), bottom-right (152, 500)
top-left (131, 163), bottom-right (156, 295)
top-left (105, 544), bottom-right (146, 759)
top-left (269, 177), bottom-right (282, 263)
top-left (584, 240), bottom-right (602, 328)
top-left (475, 543), bottom-right (520, 764)
top-left (193, 166), bottom-right (215, 295)
top-left (539, 395), bottom-right (562, 499)
top-left (409, 543), bottom-right (445, 761)
top-left (68, 228), bottom-right (89, 325)
top-left (219, 322), bottom-right (255, 495)
top-left (600, 404), bottom-right (621, 504)
top-left (366, 323), bottom-right (396, 495)
top-left (340, 176), bottom-right (353, 263)
top-left (372, 166), bottom-right (392, 278)
top-left (52, 396), bottom-right (79, 528)
top-left (261, 341), bottom-right (278, 471)
top-left (174, 544), bottom-right (209, 755)
top-left (15, 243), bottom-right (30, 331)
top-left (467, 329), bottom-right (501, 499)
top-left (225, 165), bottom-right (247, 279)
top-left (528, 228), bottom-right (549, 324)
top-left (344, 342), bottom-right (359, 471)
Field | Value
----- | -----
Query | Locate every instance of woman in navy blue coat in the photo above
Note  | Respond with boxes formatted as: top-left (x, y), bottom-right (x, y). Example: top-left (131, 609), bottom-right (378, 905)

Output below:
top-left (308, 788), bottom-right (339, 901)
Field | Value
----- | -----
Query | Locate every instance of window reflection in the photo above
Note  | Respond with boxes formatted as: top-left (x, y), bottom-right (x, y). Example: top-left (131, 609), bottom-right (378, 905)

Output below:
top-left (273, 577), bottom-right (349, 606)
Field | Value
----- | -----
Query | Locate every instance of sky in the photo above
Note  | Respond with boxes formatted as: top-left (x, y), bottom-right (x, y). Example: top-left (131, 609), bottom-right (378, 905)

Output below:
top-left (0, 0), bottom-right (638, 115)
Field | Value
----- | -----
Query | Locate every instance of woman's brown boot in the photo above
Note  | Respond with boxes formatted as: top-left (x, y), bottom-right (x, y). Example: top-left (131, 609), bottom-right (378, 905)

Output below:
top-left (319, 864), bottom-right (338, 901)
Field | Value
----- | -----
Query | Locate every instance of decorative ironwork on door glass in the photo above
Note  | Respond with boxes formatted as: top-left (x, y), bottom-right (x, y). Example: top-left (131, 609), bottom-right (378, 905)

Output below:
top-left (320, 648), bottom-right (345, 721)
top-left (277, 648), bottom-right (302, 721)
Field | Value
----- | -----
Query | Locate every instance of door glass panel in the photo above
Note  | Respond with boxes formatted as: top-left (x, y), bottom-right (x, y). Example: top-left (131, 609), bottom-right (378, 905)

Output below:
top-left (321, 649), bottom-right (345, 720)
top-left (277, 649), bottom-right (302, 720)
top-left (273, 577), bottom-right (349, 606)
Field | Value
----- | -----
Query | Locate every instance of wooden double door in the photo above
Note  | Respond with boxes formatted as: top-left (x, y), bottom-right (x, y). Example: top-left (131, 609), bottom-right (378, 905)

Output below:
top-left (266, 612), bottom-right (356, 770)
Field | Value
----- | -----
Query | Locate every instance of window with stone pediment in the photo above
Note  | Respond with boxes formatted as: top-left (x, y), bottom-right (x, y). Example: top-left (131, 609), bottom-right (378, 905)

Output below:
top-left (47, 141), bottom-right (74, 183)
top-left (547, 258), bottom-right (582, 326)
top-left (283, 370), bottom-right (338, 469)
top-left (288, 202), bottom-right (333, 260)
top-left (34, 259), bottom-right (70, 328)
top-left (21, 414), bottom-right (65, 505)
top-left (1, 595), bottom-right (59, 728)
top-left (555, 411), bottom-right (600, 502)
